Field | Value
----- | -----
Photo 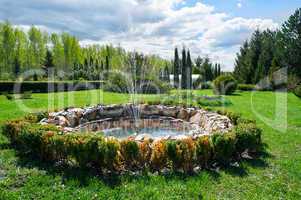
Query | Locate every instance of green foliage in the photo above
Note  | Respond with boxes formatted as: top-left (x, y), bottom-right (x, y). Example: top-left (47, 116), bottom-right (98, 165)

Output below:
top-left (150, 140), bottom-right (167, 171)
top-left (238, 84), bottom-right (255, 91)
top-left (294, 85), bottom-right (301, 98)
top-left (213, 75), bottom-right (237, 95)
top-left (120, 140), bottom-right (140, 169)
top-left (166, 138), bottom-right (195, 172)
top-left (196, 136), bottom-right (213, 168)
top-left (104, 138), bottom-right (121, 171)
top-left (234, 122), bottom-right (262, 153)
top-left (3, 92), bottom-right (14, 100)
top-left (0, 81), bottom-right (102, 93)
top-left (212, 132), bottom-right (236, 165)
top-left (20, 91), bottom-right (32, 99)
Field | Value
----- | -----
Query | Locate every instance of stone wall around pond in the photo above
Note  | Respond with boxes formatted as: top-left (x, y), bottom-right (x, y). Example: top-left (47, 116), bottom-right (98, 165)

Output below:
top-left (41, 104), bottom-right (233, 140)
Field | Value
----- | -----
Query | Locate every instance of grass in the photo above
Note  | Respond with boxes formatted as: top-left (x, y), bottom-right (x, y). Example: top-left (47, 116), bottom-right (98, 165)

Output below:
top-left (0, 89), bottom-right (301, 199)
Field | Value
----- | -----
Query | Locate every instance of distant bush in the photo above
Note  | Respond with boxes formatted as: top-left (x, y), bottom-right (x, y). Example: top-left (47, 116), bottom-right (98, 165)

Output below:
top-left (3, 92), bottom-right (14, 100)
top-left (20, 91), bottom-right (32, 99)
top-left (237, 84), bottom-right (255, 91)
top-left (213, 75), bottom-right (237, 95)
top-left (103, 73), bottom-right (129, 93)
top-left (294, 85), bottom-right (301, 98)
top-left (0, 81), bottom-right (103, 93)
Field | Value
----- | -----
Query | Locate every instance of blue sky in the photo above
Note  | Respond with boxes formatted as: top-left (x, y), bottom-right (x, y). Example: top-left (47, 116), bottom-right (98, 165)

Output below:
top-left (0, 0), bottom-right (300, 71)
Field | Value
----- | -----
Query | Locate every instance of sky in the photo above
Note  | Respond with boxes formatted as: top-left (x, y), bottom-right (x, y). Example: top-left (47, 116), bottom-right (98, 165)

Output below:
top-left (0, 0), bottom-right (300, 71)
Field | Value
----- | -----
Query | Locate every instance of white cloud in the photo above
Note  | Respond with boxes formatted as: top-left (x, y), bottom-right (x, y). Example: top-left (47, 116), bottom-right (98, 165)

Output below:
top-left (0, 0), bottom-right (278, 71)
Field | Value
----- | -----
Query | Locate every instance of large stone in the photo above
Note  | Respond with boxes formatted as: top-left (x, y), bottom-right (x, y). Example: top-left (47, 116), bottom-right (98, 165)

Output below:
top-left (161, 106), bottom-right (179, 117)
top-left (139, 104), bottom-right (161, 116)
top-left (177, 108), bottom-right (190, 120)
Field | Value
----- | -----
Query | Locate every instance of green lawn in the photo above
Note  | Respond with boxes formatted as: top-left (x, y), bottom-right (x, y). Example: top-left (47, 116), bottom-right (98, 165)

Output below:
top-left (0, 89), bottom-right (301, 199)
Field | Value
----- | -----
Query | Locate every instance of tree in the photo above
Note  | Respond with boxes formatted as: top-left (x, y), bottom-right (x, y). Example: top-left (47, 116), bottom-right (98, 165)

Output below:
top-left (0, 21), bottom-right (15, 78)
top-left (173, 47), bottom-right (180, 88)
top-left (181, 48), bottom-right (187, 89)
top-left (186, 50), bottom-right (192, 89)
top-left (28, 26), bottom-right (47, 70)
top-left (280, 8), bottom-right (301, 77)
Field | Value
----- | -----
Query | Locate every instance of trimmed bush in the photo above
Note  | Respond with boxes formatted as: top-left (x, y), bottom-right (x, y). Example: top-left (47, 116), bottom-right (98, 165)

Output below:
top-left (120, 139), bottom-right (140, 169)
top-left (104, 138), bottom-right (121, 171)
top-left (20, 91), bottom-right (32, 99)
top-left (150, 140), bottom-right (167, 171)
top-left (138, 139), bottom-right (153, 168)
top-left (234, 122), bottom-right (262, 154)
top-left (196, 136), bottom-right (213, 168)
top-left (212, 132), bottom-right (236, 165)
top-left (0, 81), bottom-right (103, 93)
top-left (213, 75), bottom-right (237, 95)
top-left (238, 84), bottom-right (255, 91)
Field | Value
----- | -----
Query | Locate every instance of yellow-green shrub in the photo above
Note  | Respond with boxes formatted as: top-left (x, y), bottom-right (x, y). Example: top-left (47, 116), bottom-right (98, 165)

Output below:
top-left (139, 139), bottom-right (153, 167)
top-left (120, 139), bottom-right (140, 169)
top-left (196, 136), bottom-right (213, 168)
top-left (150, 140), bottom-right (167, 171)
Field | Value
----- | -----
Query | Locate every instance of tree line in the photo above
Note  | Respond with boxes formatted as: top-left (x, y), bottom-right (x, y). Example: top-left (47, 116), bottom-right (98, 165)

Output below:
top-left (233, 8), bottom-right (301, 87)
top-left (173, 47), bottom-right (222, 89)
top-left (0, 21), bottom-right (169, 81)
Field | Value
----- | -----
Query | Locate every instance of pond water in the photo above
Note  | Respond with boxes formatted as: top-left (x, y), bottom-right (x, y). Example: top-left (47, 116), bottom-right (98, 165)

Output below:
top-left (102, 127), bottom-right (189, 139)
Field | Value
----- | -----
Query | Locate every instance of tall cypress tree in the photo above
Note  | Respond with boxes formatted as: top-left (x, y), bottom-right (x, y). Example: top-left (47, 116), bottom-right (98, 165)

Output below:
top-left (173, 48), bottom-right (180, 88)
top-left (181, 48), bottom-right (187, 89)
top-left (186, 50), bottom-right (192, 89)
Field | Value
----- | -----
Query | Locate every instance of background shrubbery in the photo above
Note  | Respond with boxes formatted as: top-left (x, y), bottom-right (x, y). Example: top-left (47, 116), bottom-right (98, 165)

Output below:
top-left (2, 112), bottom-right (263, 173)
top-left (213, 75), bottom-right (237, 95)
top-left (0, 81), bottom-right (103, 93)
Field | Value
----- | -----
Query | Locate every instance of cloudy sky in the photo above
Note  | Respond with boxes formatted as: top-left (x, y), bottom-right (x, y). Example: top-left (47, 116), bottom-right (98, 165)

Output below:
top-left (0, 0), bottom-right (300, 71)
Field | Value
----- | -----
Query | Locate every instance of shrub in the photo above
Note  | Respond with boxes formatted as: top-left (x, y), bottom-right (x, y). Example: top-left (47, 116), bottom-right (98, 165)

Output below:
top-left (212, 132), bottom-right (236, 166)
top-left (217, 110), bottom-right (241, 125)
top-left (3, 92), bottom-right (14, 100)
top-left (238, 84), bottom-right (255, 91)
top-left (294, 85), bottom-right (301, 98)
top-left (138, 139), bottom-right (153, 168)
top-left (138, 80), bottom-right (171, 94)
top-left (20, 91), bottom-right (32, 99)
top-left (120, 139), bottom-right (140, 169)
top-left (150, 140), bottom-right (167, 171)
top-left (213, 75), bottom-right (237, 95)
top-left (103, 73), bottom-right (129, 93)
top-left (166, 138), bottom-right (196, 172)
top-left (104, 138), bottom-right (121, 171)
top-left (234, 122), bottom-right (262, 154)
top-left (196, 136), bottom-right (213, 168)
top-left (0, 81), bottom-right (103, 93)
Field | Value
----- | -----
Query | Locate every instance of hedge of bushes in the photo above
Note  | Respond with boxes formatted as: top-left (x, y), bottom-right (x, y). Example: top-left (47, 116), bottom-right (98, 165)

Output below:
top-left (2, 112), bottom-right (263, 174)
top-left (237, 84), bottom-right (256, 91)
top-left (0, 81), bottom-right (103, 93)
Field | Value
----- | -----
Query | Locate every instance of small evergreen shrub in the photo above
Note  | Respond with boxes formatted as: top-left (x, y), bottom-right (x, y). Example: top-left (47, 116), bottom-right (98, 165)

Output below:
top-left (120, 139), bottom-right (140, 169)
top-left (150, 140), bottom-right (167, 171)
top-left (234, 122), bottom-right (262, 153)
top-left (139, 139), bottom-right (153, 167)
top-left (166, 138), bottom-right (195, 172)
top-left (196, 136), bottom-right (213, 168)
top-left (104, 138), bottom-right (121, 171)
top-left (212, 132), bottom-right (236, 165)
top-left (213, 75), bottom-right (237, 95)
